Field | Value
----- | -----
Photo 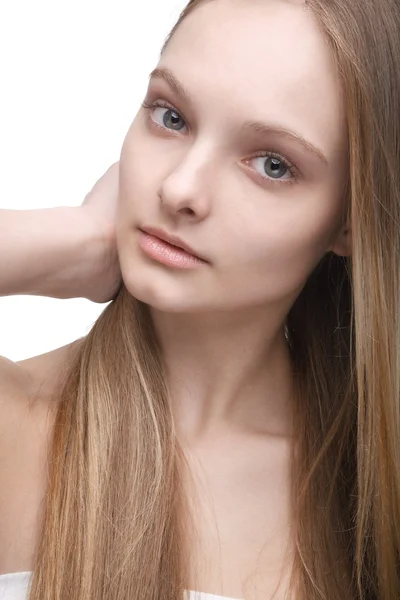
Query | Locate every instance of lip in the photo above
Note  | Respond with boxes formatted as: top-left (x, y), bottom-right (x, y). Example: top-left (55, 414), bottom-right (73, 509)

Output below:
top-left (139, 226), bottom-right (207, 261)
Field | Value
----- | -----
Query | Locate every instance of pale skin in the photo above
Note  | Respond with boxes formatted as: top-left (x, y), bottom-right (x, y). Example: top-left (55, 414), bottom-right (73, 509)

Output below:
top-left (0, 0), bottom-right (351, 598)
top-left (118, 0), bottom-right (350, 440)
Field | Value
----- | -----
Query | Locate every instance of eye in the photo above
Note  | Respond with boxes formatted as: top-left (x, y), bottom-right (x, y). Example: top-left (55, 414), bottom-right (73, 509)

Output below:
top-left (141, 100), bottom-right (188, 133)
top-left (244, 152), bottom-right (298, 185)
top-left (141, 99), bottom-right (299, 185)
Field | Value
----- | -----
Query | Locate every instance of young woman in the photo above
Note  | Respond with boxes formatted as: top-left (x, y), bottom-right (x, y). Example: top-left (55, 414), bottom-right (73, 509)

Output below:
top-left (0, 0), bottom-right (399, 598)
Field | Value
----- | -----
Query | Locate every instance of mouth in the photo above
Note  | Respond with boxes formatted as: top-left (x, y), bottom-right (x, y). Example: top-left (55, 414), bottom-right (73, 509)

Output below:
top-left (139, 226), bottom-right (207, 261)
top-left (137, 228), bottom-right (208, 269)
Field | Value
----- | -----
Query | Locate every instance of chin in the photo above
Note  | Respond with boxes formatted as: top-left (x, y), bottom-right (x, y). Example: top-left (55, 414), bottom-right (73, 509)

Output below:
top-left (121, 268), bottom-right (198, 313)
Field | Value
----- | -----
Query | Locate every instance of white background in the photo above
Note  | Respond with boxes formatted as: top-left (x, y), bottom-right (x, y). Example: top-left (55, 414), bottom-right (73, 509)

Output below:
top-left (0, 0), bottom-right (187, 361)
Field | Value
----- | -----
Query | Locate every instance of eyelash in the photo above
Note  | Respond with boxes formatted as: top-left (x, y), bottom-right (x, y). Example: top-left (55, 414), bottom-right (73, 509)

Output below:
top-left (141, 99), bottom-right (299, 187)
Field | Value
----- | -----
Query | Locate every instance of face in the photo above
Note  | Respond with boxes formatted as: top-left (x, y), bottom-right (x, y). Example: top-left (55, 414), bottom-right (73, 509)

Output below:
top-left (117, 0), bottom-right (349, 315)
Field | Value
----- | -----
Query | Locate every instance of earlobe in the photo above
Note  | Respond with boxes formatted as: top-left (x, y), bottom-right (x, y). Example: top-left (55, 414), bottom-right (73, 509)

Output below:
top-left (331, 227), bottom-right (352, 257)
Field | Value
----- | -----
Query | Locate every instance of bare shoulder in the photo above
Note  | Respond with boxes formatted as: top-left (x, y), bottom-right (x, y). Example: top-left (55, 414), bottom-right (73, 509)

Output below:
top-left (0, 340), bottom-right (84, 574)
top-left (17, 338), bottom-right (84, 404)
top-left (0, 354), bottom-right (29, 398)
top-left (0, 338), bottom-right (85, 417)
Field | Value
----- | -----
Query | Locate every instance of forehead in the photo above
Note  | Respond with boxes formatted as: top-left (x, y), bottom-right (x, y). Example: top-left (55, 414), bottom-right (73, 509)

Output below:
top-left (158, 0), bottom-right (346, 160)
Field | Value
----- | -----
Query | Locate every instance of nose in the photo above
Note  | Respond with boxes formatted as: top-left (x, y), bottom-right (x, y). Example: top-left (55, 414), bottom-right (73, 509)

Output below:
top-left (157, 145), bottom-right (214, 221)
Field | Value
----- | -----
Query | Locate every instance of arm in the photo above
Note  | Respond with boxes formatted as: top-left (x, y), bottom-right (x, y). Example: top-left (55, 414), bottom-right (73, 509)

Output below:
top-left (0, 207), bottom-right (106, 300)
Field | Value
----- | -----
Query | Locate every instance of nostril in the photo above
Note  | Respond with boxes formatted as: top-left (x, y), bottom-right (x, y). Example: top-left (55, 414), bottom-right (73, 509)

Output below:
top-left (181, 207), bottom-right (195, 216)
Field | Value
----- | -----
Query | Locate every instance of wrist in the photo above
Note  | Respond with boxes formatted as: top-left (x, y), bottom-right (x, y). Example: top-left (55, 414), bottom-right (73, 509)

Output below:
top-left (32, 206), bottom-right (105, 300)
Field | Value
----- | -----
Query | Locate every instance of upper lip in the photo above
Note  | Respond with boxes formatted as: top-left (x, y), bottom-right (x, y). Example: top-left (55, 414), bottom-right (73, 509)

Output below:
top-left (140, 226), bottom-right (207, 261)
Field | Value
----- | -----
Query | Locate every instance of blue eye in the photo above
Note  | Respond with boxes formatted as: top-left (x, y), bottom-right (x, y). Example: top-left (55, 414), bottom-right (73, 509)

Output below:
top-left (142, 100), bottom-right (187, 132)
top-left (247, 153), bottom-right (295, 183)
top-left (159, 107), bottom-right (186, 131)
top-left (141, 99), bottom-right (298, 185)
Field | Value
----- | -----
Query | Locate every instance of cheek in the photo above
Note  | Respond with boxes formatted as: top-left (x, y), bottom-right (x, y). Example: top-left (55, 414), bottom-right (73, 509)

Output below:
top-left (119, 120), bottom-right (146, 196)
top-left (228, 198), bottom-right (339, 259)
top-left (218, 197), bottom-right (343, 299)
top-left (118, 121), bottom-right (159, 225)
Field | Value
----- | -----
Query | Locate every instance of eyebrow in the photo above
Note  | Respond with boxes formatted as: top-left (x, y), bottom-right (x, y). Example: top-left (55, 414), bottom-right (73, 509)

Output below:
top-left (148, 67), bottom-right (328, 166)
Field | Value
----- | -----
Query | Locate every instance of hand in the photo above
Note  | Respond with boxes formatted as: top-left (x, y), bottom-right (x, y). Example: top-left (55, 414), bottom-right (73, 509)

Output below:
top-left (80, 162), bottom-right (123, 303)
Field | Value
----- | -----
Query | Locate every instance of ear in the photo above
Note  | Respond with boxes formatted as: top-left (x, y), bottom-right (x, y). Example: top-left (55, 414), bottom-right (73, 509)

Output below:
top-left (329, 222), bottom-right (352, 257)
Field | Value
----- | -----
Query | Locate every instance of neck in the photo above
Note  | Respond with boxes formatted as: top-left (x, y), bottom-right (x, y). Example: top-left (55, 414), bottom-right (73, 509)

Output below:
top-left (150, 305), bottom-right (295, 441)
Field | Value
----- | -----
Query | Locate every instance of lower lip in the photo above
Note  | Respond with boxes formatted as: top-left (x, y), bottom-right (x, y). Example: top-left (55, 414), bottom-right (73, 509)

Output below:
top-left (137, 229), bottom-right (207, 269)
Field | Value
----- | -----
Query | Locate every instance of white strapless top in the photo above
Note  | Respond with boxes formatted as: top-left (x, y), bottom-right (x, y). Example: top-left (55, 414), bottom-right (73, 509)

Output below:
top-left (0, 571), bottom-right (242, 600)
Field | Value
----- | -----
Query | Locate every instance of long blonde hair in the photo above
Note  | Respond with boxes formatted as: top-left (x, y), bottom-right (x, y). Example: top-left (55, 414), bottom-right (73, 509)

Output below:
top-left (28, 0), bottom-right (400, 598)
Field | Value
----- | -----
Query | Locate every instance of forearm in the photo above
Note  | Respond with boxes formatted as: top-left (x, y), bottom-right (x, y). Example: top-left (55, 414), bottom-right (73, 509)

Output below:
top-left (0, 207), bottom-right (102, 299)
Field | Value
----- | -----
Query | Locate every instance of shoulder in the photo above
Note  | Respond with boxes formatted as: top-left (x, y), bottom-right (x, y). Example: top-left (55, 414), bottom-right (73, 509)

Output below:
top-left (0, 338), bottom-right (84, 417)
top-left (0, 355), bottom-right (31, 411)
top-left (16, 339), bottom-right (84, 405)
top-left (0, 342), bottom-right (83, 569)
top-left (0, 339), bottom-right (84, 491)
